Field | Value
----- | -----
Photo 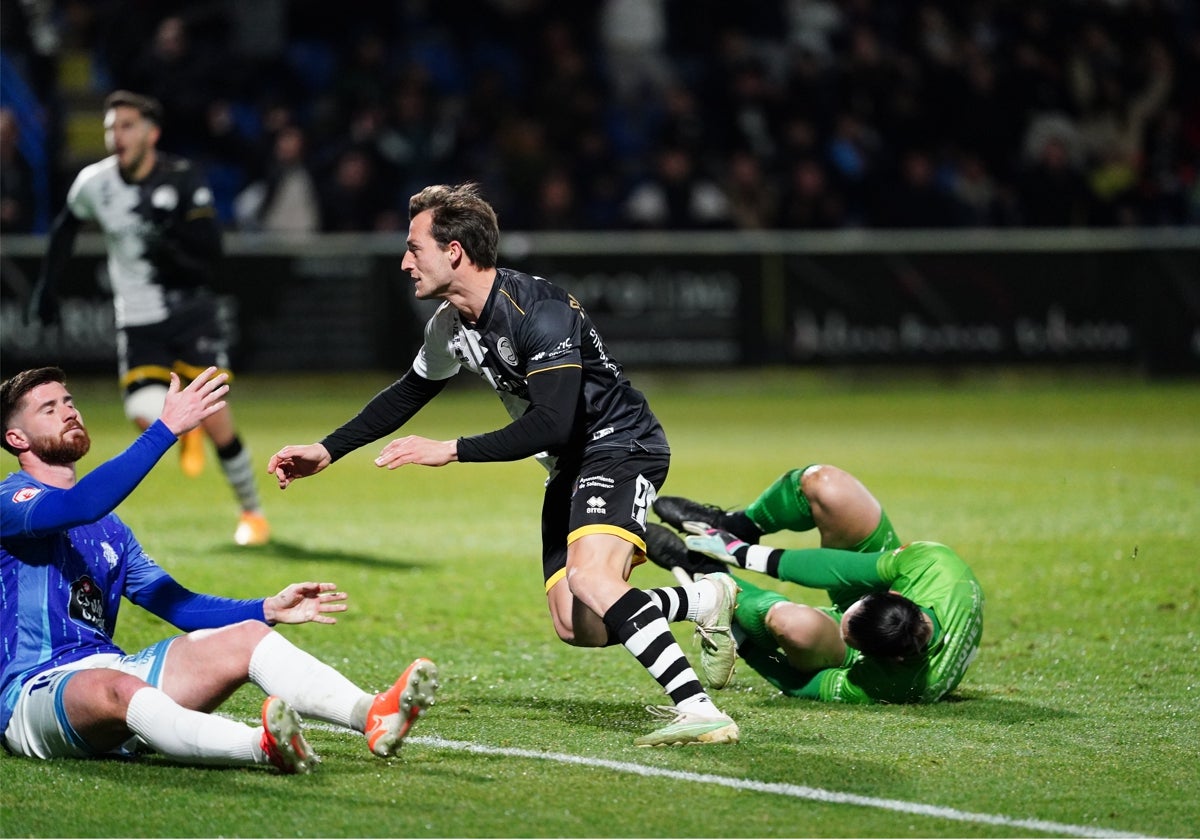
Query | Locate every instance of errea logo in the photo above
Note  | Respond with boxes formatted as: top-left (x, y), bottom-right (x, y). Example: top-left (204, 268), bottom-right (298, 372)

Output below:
top-left (12, 487), bottom-right (41, 503)
top-left (586, 495), bottom-right (607, 514)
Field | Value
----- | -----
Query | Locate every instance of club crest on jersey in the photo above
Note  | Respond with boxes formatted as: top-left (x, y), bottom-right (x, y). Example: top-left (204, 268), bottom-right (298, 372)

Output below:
top-left (151, 184), bottom-right (179, 212)
top-left (11, 487), bottom-right (42, 503)
top-left (69, 575), bottom-right (106, 631)
top-left (497, 337), bottom-right (518, 366)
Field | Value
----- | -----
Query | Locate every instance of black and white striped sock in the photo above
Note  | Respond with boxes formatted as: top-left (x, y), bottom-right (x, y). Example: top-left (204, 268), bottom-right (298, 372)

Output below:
top-left (603, 588), bottom-right (706, 707)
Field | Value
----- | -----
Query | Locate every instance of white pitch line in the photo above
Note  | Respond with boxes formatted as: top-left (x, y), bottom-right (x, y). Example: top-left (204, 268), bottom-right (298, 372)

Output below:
top-left (277, 722), bottom-right (1151, 839)
top-left (408, 735), bottom-right (1152, 840)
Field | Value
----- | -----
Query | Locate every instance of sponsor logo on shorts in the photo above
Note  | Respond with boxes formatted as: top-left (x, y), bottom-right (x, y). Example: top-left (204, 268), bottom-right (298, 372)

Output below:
top-left (578, 474), bottom-right (615, 490)
top-left (587, 496), bottom-right (607, 514)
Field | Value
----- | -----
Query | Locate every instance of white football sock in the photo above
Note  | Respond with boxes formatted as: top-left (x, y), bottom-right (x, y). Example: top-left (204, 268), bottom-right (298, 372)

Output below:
top-left (676, 694), bottom-right (723, 715)
top-left (689, 579), bottom-right (718, 622)
top-left (248, 631), bottom-right (371, 730)
top-left (125, 686), bottom-right (260, 766)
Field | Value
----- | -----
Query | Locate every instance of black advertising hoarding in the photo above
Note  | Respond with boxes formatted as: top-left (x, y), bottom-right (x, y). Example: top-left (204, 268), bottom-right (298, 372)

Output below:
top-left (2, 231), bottom-right (1196, 376)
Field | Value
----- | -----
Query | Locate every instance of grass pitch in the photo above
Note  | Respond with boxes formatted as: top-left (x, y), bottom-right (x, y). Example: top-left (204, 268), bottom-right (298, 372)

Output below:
top-left (2, 368), bottom-right (1196, 838)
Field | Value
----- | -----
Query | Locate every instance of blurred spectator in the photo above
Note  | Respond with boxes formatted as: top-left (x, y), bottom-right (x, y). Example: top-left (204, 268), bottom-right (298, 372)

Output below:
top-left (16, 0), bottom-right (1200, 233)
top-left (571, 126), bottom-right (626, 229)
top-left (599, 0), bottom-right (674, 103)
top-left (235, 124), bottom-right (320, 234)
top-left (714, 56), bottom-right (787, 163)
top-left (332, 30), bottom-right (393, 117)
top-left (1076, 40), bottom-right (1174, 226)
top-left (0, 108), bottom-right (36, 233)
top-left (124, 16), bottom-right (223, 151)
top-left (949, 152), bottom-right (1011, 228)
top-left (531, 167), bottom-right (583, 230)
top-left (784, 0), bottom-right (844, 65)
top-left (776, 156), bottom-right (846, 229)
top-left (1016, 136), bottom-right (1094, 227)
top-left (825, 111), bottom-right (882, 225)
top-left (624, 144), bottom-right (731, 229)
top-left (318, 148), bottom-right (390, 232)
top-left (871, 148), bottom-right (963, 229)
top-left (724, 149), bottom-right (778, 230)
top-left (376, 73), bottom-right (459, 202)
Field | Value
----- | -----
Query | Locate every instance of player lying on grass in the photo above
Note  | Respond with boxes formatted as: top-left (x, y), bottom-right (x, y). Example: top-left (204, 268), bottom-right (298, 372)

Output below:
top-left (646, 464), bottom-right (983, 703)
top-left (1, 366), bottom-right (437, 773)
top-left (268, 182), bottom-right (739, 747)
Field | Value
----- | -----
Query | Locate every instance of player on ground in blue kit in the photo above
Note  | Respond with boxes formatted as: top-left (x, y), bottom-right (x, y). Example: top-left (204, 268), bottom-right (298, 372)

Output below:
top-left (1, 366), bottom-right (437, 772)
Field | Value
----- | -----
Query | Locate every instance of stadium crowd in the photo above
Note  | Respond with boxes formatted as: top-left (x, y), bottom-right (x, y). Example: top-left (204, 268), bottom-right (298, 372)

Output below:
top-left (2, 0), bottom-right (1199, 234)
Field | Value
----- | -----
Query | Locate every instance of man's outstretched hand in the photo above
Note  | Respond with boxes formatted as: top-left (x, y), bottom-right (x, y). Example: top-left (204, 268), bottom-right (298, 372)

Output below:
top-left (264, 582), bottom-right (348, 625)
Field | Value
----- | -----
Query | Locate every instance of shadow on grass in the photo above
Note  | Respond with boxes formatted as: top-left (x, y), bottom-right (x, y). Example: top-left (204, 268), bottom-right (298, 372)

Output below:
top-left (896, 688), bottom-right (1080, 724)
top-left (230, 537), bottom-right (425, 572)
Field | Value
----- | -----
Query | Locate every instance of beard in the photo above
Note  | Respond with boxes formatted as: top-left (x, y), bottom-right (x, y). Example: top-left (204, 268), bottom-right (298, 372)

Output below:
top-left (32, 427), bottom-right (92, 465)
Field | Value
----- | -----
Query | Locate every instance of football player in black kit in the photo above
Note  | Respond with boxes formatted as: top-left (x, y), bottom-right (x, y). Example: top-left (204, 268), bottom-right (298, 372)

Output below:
top-left (268, 183), bottom-right (740, 746)
top-left (26, 90), bottom-right (269, 546)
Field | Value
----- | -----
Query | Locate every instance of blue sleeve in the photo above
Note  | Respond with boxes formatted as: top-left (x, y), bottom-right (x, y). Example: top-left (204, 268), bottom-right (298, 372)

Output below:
top-left (131, 575), bottom-right (267, 631)
top-left (1, 421), bottom-right (177, 537)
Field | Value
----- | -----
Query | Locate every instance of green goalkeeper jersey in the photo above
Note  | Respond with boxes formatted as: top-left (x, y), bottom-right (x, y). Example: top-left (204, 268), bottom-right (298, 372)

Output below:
top-left (743, 541), bottom-right (984, 704)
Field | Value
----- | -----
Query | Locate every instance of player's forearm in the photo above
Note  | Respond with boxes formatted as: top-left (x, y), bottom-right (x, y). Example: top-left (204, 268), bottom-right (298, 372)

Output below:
top-left (456, 409), bottom-right (569, 462)
top-left (457, 365), bottom-right (577, 462)
top-left (4, 422), bottom-right (177, 536)
top-left (134, 576), bottom-right (266, 630)
top-left (321, 370), bottom-right (446, 461)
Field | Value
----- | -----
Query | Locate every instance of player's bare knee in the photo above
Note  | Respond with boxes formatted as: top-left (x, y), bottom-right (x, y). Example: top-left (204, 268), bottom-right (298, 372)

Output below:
top-left (766, 602), bottom-right (835, 648)
top-left (68, 669), bottom-right (147, 717)
top-left (563, 560), bottom-right (607, 602)
top-left (800, 464), bottom-right (850, 508)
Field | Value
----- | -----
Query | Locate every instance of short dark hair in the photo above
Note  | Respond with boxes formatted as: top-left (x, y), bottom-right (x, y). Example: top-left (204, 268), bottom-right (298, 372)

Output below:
top-left (845, 591), bottom-right (928, 659)
top-left (1, 366), bottom-right (66, 454)
top-left (408, 182), bottom-right (499, 268)
top-left (103, 90), bottom-right (164, 126)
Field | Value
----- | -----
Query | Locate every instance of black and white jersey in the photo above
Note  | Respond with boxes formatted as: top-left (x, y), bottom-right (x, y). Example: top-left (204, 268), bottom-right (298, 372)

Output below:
top-left (65, 153), bottom-right (219, 327)
top-left (415, 268), bottom-right (669, 465)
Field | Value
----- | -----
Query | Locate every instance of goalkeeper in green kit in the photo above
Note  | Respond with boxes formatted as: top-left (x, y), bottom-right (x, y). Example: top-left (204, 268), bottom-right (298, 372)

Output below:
top-left (646, 464), bottom-right (983, 704)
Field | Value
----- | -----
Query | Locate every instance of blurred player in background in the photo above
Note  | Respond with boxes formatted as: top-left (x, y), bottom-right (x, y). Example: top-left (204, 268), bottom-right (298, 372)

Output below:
top-left (1, 366), bottom-right (437, 772)
top-left (268, 182), bottom-right (740, 747)
top-left (647, 463), bottom-right (984, 703)
top-left (25, 90), bottom-right (269, 546)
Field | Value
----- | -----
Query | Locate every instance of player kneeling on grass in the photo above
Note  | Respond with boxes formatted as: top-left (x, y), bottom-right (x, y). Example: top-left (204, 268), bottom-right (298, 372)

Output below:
top-left (645, 464), bottom-right (983, 704)
top-left (1, 366), bottom-right (438, 773)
